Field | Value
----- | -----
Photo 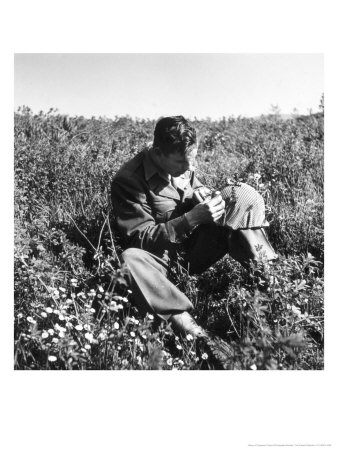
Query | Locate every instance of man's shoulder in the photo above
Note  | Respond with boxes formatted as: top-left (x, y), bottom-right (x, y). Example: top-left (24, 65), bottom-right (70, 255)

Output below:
top-left (113, 150), bottom-right (146, 181)
top-left (111, 149), bottom-right (150, 202)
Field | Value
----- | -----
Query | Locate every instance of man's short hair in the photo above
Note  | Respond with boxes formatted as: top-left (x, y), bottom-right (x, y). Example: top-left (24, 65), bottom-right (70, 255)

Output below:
top-left (153, 116), bottom-right (197, 155)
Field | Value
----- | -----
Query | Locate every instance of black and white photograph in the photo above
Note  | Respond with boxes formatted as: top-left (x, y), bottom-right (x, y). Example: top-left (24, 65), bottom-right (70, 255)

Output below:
top-left (14, 53), bottom-right (324, 371)
top-left (3, 1), bottom-right (338, 449)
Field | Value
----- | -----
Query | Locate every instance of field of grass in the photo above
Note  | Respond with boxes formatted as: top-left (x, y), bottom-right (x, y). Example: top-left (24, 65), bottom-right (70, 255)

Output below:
top-left (14, 106), bottom-right (324, 370)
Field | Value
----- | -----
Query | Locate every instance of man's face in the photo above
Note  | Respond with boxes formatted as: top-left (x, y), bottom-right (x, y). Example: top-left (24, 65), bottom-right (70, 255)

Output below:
top-left (157, 147), bottom-right (198, 178)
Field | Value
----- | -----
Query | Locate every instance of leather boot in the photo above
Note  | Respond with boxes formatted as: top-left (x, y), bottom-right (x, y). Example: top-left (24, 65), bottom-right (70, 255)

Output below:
top-left (228, 228), bottom-right (277, 267)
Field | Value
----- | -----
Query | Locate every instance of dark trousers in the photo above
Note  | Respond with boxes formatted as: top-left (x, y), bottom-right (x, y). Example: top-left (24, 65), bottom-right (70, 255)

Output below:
top-left (121, 224), bottom-right (276, 320)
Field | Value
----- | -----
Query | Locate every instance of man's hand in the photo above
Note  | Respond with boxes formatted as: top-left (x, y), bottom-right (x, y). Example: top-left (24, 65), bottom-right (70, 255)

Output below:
top-left (193, 186), bottom-right (212, 204)
top-left (185, 191), bottom-right (225, 228)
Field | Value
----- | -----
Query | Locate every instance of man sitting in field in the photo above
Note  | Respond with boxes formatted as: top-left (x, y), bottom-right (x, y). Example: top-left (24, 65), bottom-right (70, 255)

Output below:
top-left (111, 116), bottom-right (276, 338)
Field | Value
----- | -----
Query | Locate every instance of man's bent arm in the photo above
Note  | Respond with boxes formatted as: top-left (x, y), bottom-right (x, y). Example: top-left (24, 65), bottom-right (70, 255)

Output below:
top-left (111, 176), bottom-right (195, 254)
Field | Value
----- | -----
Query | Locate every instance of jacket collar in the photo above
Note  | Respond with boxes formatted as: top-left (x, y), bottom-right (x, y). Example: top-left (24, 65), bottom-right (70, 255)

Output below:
top-left (142, 146), bottom-right (169, 182)
top-left (142, 147), bottom-right (180, 200)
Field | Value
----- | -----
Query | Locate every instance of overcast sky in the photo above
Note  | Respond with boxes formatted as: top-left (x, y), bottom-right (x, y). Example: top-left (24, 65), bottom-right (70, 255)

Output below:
top-left (14, 53), bottom-right (323, 120)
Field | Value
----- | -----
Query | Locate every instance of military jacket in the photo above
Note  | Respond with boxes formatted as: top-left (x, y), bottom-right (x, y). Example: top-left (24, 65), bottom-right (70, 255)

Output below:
top-left (111, 146), bottom-right (204, 257)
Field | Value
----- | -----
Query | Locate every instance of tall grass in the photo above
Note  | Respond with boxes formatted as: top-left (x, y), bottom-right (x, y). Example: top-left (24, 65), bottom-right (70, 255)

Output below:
top-left (14, 107), bottom-right (324, 370)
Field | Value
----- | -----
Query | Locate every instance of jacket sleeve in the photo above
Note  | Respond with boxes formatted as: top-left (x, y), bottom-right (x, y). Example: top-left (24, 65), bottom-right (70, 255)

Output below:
top-left (111, 174), bottom-right (195, 254)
